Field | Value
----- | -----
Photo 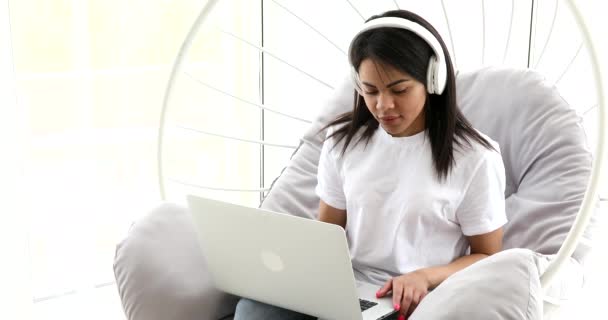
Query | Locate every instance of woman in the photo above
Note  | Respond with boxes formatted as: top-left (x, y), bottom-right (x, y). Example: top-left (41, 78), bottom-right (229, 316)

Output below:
top-left (235, 9), bottom-right (506, 320)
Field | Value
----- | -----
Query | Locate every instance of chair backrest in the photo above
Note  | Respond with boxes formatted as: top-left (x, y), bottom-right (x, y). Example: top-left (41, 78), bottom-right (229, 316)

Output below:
top-left (456, 67), bottom-right (595, 263)
top-left (260, 67), bottom-right (596, 264)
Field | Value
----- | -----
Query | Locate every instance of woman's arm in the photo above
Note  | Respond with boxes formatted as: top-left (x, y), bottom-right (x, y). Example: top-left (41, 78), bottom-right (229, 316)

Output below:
top-left (417, 226), bottom-right (503, 289)
top-left (318, 200), bottom-right (347, 229)
top-left (377, 227), bottom-right (503, 318)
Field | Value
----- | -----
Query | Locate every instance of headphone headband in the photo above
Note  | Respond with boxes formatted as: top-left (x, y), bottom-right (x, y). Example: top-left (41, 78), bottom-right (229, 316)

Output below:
top-left (348, 16), bottom-right (448, 95)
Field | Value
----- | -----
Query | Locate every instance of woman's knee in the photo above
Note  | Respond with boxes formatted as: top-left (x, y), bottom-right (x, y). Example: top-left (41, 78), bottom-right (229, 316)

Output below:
top-left (234, 298), bottom-right (262, 315)
top-left (234, 298), bottom-right (277, 320)
top-left (233, 298), bottom-right (316, 320)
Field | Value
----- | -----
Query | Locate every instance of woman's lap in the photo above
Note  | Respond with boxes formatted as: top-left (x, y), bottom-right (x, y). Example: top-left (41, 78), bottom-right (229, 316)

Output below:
top-left (233, 298), bottom-right (317, 320)
top-left (233, 298), bottom-right (401, 320)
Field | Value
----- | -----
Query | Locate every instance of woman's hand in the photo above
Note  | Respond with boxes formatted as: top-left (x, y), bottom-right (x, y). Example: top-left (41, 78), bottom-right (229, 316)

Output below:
top-left (373, 228), bottom-right (504, 319)
top-left (376, 271), bottom-right (430, 320)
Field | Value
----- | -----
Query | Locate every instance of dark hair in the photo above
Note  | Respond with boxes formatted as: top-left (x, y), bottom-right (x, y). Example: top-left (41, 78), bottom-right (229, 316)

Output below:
top-left (324, 9), bottom-right (495, 180)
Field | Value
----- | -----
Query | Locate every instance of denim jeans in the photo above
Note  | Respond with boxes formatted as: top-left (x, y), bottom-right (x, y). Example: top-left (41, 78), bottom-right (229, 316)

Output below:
top-left (233, 298), bottom-right (317, 320)
top-left (233, 298), bottom-right (401, 320)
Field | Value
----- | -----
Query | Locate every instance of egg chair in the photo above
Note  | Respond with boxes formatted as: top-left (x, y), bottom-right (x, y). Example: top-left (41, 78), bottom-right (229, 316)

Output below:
top-left (113, 0), bottom-right (606, 319)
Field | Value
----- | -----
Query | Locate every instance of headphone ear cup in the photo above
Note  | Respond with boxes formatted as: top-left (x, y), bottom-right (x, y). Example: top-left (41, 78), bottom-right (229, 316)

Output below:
top-left (435, 55), bottom-right (447, 95)
top-left (426, 55), bottom-right (438, 94)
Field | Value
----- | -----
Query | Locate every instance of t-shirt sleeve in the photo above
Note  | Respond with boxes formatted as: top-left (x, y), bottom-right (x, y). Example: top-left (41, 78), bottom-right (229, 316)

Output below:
top-left (315, 134), bottom-right (346, 210)
top-left (456, 150), bottom-right (508, 236)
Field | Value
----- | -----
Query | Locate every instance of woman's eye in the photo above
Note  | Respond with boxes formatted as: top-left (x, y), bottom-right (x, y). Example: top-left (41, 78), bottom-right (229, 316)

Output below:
top-left (364, 91), bottom-right (378, 95)
top-left (393, 88), bottom-right (408, 94)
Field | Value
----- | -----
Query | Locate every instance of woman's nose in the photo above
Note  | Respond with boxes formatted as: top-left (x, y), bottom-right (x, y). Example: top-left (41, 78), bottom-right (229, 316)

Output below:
top-left (376, 93), bottom-right (395, 111)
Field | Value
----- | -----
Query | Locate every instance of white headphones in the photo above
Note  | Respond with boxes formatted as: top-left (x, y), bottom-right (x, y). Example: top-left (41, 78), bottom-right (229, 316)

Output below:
top-left (348, 16), bottom-right (448, 95)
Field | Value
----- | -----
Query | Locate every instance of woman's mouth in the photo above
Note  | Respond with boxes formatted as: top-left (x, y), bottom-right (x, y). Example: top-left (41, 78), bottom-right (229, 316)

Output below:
top-left (379, 115), bottom-right (400, 124)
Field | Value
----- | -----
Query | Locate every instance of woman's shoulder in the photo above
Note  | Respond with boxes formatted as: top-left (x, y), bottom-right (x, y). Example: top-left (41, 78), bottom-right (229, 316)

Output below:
top-left (453, 130), bottom-right (503, 173)
top-left (324, 124), bottom-right (373, 154)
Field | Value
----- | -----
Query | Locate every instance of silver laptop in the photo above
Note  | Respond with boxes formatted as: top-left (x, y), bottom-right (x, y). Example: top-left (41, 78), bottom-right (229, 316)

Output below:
top-left (187, 195), bottom-right (397, 320)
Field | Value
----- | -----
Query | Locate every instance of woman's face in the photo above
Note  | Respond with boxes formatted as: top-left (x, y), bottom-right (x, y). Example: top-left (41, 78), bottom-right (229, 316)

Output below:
top-left (357, 58), bottom-right (427, 137)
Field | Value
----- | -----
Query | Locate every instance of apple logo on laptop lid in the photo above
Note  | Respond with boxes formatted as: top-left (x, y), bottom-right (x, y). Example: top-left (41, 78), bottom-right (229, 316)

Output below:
top-left (260, 250), bottom-right (285, 272)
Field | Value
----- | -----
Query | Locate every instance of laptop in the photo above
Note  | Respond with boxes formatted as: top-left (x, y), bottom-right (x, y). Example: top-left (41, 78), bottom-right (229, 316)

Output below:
top-left (187, 195), bottom-right (397, 320)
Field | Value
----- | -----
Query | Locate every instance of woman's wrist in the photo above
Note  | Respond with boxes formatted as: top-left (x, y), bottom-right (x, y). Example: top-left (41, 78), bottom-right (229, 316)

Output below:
top-left (415, 253), bottom-right (489, 289)
top-left (414, 267), bottom-right (441, 289)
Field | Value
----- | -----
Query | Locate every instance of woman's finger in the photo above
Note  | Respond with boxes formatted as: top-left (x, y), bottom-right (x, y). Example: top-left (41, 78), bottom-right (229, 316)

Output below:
top-left (392, 280), bottom-right (404, 312)
top-left (376, 278), bottom-right (393, 298)
top-left (399, 286), bottom-right (414, 317)
top-left (406, 291), bottom-right (422, 317)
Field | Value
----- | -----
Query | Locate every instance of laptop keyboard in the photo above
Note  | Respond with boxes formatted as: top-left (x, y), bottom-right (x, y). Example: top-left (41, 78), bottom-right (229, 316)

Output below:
top-left (359, 299), bottom-right (378, 311)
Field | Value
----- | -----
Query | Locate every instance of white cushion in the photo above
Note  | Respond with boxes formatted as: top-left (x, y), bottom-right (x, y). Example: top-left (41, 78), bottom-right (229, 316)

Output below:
top-left (409, 248), bottom-right (583, 320)
top-left (455, 68), bottom-right (595, 263)
top-left (113, 203), bottom-right (239, 320)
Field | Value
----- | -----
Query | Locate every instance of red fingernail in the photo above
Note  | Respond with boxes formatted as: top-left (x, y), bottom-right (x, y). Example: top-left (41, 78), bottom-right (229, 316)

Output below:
top-left (398, 315), bottom-right (405, 320)
top-left (394, 304), bottom-right (400, 311)
top-left (376, 291), bottom-right (381, 298)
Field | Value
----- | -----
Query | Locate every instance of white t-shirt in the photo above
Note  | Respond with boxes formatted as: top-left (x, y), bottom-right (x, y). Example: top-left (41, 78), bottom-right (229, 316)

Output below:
top-left (315, 126), bottom-right (507, 285)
